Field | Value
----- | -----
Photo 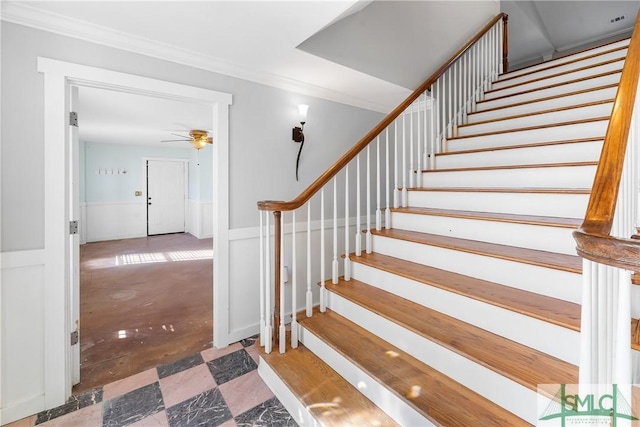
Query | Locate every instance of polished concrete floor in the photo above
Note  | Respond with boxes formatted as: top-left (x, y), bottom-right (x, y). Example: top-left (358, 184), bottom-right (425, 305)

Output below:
top-left (73, 233), bottom-right (214, 394)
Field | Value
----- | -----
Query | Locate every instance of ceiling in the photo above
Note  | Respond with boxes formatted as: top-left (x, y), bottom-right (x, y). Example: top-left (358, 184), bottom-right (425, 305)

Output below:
top-left (1, 1), bottom-right (638, 147)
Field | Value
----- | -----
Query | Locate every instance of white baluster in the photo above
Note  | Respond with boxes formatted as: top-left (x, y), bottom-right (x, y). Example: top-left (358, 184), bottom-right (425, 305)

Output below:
top-left (453, 61), bottom-right (458, 134)
top-left (344, 165), bottom-right (351, 281)
top-left (376, 136), bottom-right (382, 230)
top-left (291, 211), bottom-right (298, 348)
top-left (409, 107), bottom-right (415, 189)
top-left (393, 121), bottom-right (399, 209)
top-left (355, 154), bottom-right (362, 255)
top-left (366, 145), bottom-right (373, 253)
top-left (259, 211), bottom-right (265, 346)
top-left (264, 212), bottom-right (272, 354)
top-left (306, 202), bottom-right (312, 317)
top-left (416, 97), bottom-right (423, 188)
top-left (279, 213), bottom-right (285, 354)
top-left (320, 188), bottom-right (326, 312)
top-left (385, 128), bottom-right (391, 229)
top-left (447, 68), bottom-right (452, 138)
top-left (435, 78), bottom-right (441, 157)
top-left (402, 113), bottom-right (408, 207)
top-left (332, 178), bottom-right (339, 284)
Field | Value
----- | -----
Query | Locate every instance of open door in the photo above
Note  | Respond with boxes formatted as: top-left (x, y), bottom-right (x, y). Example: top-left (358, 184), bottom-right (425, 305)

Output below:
top-left (69, 85), bottom-right (81, 385)
top-left (147, 160), bottom-right (186, 235)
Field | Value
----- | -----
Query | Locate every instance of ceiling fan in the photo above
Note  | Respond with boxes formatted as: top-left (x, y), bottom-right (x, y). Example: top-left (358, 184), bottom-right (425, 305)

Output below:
top-left (161, 129), bottom-right (213, 150)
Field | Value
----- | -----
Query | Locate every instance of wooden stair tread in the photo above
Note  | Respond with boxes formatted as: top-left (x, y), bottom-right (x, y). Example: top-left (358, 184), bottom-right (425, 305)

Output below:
top-left (258, 342), bottom-right (399, 426)
top-left (449, 117), bottom-right (609, 140)
top-left (351, 251), bottom-right (581, 331)
top-left (371, 228), bottom-right (582, 274)
top-left (460, 99), bottom-right (614, 129)
top-left (499, 42), bottom-right (628, 81)
top-left (392, 206), bottom-right (582, 228)
top-left (408, 187), bottom-right (591, 194)
top-left (471, 84), bottom-right (618, 116)
top-left (422, 160), bottom-right (598, 174)
top-left (487, 58), bottom-right (624, 94)
top-left (323, 279), bottom-right (578, 391)
top-left (300, 310), bottom-right (531, 426)
top-left (436, 137), bottom-right (603, 157)
top-left (480, 70), bottom-right (622, 104)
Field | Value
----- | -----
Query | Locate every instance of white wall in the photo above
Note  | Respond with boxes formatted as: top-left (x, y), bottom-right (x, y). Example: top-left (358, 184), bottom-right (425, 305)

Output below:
top-left (0, 21), bottom-right (384, 423)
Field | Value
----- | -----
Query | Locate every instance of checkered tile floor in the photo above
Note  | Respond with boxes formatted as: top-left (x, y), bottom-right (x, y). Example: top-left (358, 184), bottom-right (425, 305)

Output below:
top-left (7, 336), bottom-right (296, 427)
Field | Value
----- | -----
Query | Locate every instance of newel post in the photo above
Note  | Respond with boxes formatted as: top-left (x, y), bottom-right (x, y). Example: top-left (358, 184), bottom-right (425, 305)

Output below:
top-left (502, 14), bottom-right (509, 73)
top-left (273, 211), bottom-right (282, 349)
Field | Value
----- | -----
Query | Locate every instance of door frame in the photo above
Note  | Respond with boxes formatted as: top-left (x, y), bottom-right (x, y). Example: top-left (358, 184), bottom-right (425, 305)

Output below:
top-left (144, 157), bottom-right (189, 236)
top-left (38, 57), bottom-right (232, 407)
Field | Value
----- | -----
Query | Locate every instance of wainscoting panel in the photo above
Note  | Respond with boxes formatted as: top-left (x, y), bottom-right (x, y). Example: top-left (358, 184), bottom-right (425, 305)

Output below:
top-left (186, 200), bottom-right (213, 239)
top-left (0, 250), bottom-right (46, 424)
top-left (85, 202), bottom-right (147, 242)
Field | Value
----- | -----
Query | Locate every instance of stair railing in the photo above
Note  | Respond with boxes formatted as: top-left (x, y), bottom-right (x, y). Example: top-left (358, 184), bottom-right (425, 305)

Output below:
top-left (258, 13), bottom-right (508, 354)
top-left (572, 10), bottom-right (640, 386)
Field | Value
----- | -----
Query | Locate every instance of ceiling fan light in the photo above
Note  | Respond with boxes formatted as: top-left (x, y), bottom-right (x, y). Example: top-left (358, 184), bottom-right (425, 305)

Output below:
top-left (190, 138), bottom-right (208, 150)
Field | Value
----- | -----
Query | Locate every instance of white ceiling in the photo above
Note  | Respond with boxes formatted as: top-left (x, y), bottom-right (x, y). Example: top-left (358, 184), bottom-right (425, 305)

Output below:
top-left (79, 86), bottom-right (213, 147)
top-left (2, 1), bottom-right (638, 147)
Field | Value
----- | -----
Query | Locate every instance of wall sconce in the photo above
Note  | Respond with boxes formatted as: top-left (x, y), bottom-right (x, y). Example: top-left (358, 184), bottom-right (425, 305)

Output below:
top-left (293, 104), bottom-right (308, 181)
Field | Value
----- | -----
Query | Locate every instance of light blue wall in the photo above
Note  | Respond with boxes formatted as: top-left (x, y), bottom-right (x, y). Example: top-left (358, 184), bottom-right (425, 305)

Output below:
top-left (187, 144), bottom-right (213, 202)
top-left (83, 141), bottom-right (193, 203)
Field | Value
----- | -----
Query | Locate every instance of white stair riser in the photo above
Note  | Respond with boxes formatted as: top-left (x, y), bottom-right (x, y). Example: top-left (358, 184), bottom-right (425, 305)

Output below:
top-left (468, 86), bottom-right (617, 123)
top-left (350, 261), bottom-right (580, 364)
top-left (421, 165), bottom-right (596, 189)
top-left (458, 102), bottom-right (613, 137)
top-left (485, 60), bottom-right (622, 101)
top-left (371, 234), bottom-right (582, 303)
top-left (407, 190), bottom-right (590, 218)
top-left (437, 140), bottom-right (603, 169)
top-left (503, 39), bottom-right (629, 79)
top-left (325, 292), bottom-right (540, 424)
top-left (391, 211), bottom-right (578, 255)
top-left (299, 327), bottom-right (432, 427)
top-left (257, 361), bottom-right (322, 427)
top-left (476, 73), bottom-right (621, 111)
top-left (492, 48), bottom-right (627, 90)
top-left (447, 120), bottom-right (608, 151)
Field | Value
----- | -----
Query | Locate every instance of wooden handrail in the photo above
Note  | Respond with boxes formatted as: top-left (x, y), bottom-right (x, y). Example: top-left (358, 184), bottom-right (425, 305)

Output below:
top-left (573, 9), bottom-right (640, 270)
top-left (257, 13), bottom-right (508, 213)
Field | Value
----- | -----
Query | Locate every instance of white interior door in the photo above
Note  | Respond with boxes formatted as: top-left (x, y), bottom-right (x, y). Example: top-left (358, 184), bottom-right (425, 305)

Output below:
top-left (147, 160), bottom-right (186, 235)
top-left (69, 85), bottom-right (80, 385)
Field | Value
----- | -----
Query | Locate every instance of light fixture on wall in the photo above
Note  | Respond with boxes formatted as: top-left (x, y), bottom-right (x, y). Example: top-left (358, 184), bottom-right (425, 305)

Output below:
top-left (292, 104), bottom-right (308, 181)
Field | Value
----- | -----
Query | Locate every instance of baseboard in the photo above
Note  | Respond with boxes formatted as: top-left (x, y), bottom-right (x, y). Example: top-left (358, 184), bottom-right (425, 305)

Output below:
top-left (0, 393), bottom-right (45, 425)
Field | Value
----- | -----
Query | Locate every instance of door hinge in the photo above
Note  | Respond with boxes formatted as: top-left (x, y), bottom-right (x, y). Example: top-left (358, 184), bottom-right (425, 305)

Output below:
top-left (70, 330), bottom-right (79, 346)
top-left (69, 220), bottom-right (79, 235)
top-left (69, 111), bottom-right (78, 127)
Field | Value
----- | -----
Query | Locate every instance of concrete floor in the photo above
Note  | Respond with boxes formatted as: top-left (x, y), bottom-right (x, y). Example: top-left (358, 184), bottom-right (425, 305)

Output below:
top-left (73, 233), bottom-right (213, 394)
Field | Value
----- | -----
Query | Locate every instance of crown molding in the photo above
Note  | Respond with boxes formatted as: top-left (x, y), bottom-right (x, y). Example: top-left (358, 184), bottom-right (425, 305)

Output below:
top-left (1, 2), bottom-right (400, 113)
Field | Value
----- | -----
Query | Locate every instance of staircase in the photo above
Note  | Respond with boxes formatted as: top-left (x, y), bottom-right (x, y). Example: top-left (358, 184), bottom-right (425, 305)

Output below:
top-left (257, 34), bottom-right (635, 426)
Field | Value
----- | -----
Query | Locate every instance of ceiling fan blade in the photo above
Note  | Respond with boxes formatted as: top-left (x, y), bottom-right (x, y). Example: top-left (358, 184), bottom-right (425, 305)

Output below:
top-left (161, 139), bottom-right (190, 142)
top-left (206, 137), bottom-right (213, 144)
top-left (170, 133), bottom-right (190, 138)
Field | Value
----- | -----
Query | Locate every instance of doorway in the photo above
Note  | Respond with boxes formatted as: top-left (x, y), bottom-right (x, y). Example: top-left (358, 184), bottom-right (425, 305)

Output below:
top-left (74, 89), bottom-right (211, 392)
top-left (39, 57), bottom-right (232, 405)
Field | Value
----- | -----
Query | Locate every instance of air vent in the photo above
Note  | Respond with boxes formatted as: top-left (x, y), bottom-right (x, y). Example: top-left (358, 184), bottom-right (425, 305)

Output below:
top-left (610, 15), bottom-right (625, 24)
